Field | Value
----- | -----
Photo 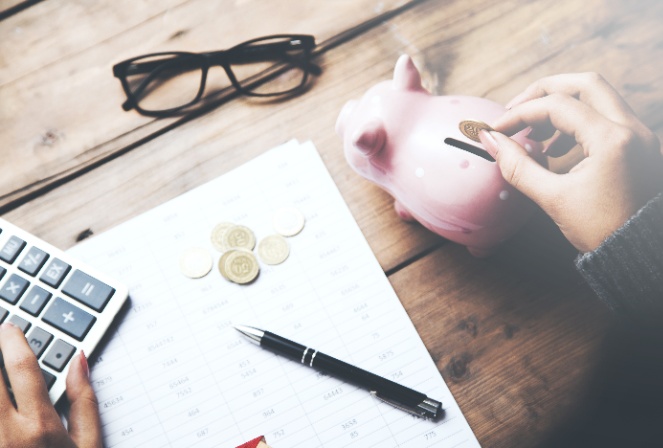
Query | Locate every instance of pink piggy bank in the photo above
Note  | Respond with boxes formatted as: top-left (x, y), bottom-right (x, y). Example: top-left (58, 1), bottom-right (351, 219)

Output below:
top-left (336, 55), bottom-right (544, 257)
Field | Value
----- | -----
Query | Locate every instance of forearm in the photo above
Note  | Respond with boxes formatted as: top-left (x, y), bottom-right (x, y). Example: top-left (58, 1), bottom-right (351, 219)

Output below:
top-left (575, 192), bottom-right (663, 329)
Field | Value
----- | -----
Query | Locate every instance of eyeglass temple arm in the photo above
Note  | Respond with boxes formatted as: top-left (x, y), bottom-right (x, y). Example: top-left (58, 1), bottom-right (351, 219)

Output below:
top-left (204, 47), bottom-right (320, 77)
top-left (206, 38), bottom-right (313, 62)
top-left (115, 57), bottom-right (202, 77)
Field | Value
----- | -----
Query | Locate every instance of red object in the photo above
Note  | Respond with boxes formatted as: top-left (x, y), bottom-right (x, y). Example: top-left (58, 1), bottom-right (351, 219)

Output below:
top-left (235, 435), bottom-right (266, 448)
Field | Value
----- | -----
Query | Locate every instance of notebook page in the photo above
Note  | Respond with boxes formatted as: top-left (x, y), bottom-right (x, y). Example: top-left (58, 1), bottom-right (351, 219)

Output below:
top-left (68, 140), bottom-right (480, 448)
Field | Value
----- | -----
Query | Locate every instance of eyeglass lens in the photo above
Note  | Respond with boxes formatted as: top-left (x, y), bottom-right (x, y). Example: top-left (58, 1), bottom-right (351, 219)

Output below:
top-left (230, 36), bottom-right (309, 96)
top-left (125, 54), bottom-right (204, 112)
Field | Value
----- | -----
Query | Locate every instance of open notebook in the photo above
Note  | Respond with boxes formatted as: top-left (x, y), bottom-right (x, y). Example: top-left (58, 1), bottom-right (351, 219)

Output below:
top-left (68, 140), bottom-right (480, 447)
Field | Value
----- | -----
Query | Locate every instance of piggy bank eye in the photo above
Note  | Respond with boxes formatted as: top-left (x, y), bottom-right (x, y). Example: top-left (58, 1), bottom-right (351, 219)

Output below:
top-left (444, 138), bottom-right (495, 163)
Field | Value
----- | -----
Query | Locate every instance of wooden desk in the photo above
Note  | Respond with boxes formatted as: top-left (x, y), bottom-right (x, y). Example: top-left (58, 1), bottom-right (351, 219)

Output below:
top-left (2, 1), bottom-right (662, 446)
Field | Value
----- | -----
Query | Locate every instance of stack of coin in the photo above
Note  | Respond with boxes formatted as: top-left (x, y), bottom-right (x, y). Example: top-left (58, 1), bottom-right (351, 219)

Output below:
top-left (210, 222), bottom-right (234, 252)
top-left (180, 207), bottom-right (306, 284)
top-left (211, 223), bottom-right (260, 284)
top-left (218, 247), bottom-right (260, 284)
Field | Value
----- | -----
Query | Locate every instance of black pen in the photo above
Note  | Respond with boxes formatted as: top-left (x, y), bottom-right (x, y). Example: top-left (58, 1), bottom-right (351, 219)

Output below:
top-left (234, 324), bottom-right (443, 420)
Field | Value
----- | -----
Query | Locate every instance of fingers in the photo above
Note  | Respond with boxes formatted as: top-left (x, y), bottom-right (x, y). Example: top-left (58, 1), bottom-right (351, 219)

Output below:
top-left (505, 72), bottom-right (637, 126)
top-left (493, 94), bottom-right (617, 158)
top-left (479, 130), bottom-right (558, 205)
top-left (504, 73), bottom-right (658, 151)
top-left (66, 351), bottom-right (103, 448)
top-left (0, 323), bottom-right (51, 414)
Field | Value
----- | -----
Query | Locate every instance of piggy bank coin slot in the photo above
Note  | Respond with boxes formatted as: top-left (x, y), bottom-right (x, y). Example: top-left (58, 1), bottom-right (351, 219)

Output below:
top-left (443, 138), bottom-right (495, 163)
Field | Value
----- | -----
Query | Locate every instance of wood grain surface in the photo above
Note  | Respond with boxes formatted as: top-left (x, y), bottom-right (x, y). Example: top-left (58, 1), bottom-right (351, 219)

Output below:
top-left (2, 0), bottom-right (663, 446)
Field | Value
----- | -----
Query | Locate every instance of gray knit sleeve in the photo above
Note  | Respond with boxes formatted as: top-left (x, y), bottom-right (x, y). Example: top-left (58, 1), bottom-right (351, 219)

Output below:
top-left (575, 192), bottom-right (663, 328)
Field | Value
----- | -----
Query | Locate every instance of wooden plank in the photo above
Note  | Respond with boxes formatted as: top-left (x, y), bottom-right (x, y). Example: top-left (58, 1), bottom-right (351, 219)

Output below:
top-left (2, 0), bottom-right (661, 211)
top-left (0, 0), bottom-right (418, 209)
top-left (392, 230), bottom-right (610, 446)
top-left (0, 0), bottom-right (39, 18)
top-left (5, 0), bottom-right (663, 269)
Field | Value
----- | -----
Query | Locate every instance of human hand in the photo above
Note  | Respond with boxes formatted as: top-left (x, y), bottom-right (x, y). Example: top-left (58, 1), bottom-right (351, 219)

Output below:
top-left (0, 322), bottom-right (102, 448)
top-left (479, 73), bottom-right (663, 253)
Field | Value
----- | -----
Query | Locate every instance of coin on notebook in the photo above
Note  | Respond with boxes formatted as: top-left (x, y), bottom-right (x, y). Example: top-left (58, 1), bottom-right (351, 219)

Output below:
top-left (224, 248), bottom-right (260, 284)
top-left (211, 221), bottom-right (234, 252)
top-left (223, 225), bottom-right (256, 251)
top-left (217, 249), bottom-right (234, 280)
top-left (257, 234), bottom-right (290, 265)
top-left (179, 247), bottom-right (213, 279)
top-left (458, 119), bottom-right (494, 142)
top-left (272, 207), bottom-right (305, 237)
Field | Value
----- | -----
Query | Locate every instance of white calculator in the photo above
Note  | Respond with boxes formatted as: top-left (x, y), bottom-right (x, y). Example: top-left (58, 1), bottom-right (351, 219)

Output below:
top-left (0, 217), bottom-right (129, 403)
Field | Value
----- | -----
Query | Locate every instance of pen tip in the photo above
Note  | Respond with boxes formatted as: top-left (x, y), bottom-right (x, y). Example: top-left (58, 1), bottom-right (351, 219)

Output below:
top-left (233, 325), bottom-right (264, 344)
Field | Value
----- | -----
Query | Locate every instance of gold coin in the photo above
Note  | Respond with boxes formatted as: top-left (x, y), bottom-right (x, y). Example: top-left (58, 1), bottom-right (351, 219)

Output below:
top-left (459, 119), bottom-right (494, 143)
top-left (179, 247), bottom-right (213, 279)
top-left (272, 207), bottom-right (305, 237)
top-left (210, 222), bottom-right (234, 252)
top-left (217, 249), bottom-right (235, 280)
top-left (257, 234), bottom-right (290, 265)
top-left (222, 225), bottom-right (256, 251)
top-left (224, 249), bottom-right (260, 284)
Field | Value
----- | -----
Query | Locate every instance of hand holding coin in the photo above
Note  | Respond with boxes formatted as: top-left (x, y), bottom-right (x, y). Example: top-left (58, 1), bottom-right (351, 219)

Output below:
top-left (479, 72), bottom-right (663, 252)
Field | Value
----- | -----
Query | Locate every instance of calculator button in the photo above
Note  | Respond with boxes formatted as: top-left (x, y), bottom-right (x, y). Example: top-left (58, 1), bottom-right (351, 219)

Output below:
top-left (8, 315), bottom-right (31, 333)
top-left (0, 236), bottom-right (26, 264)
top-left (0, 273), bottom-right (30, 305)
top-left (0, 306), bottom-right (7, 323)
top-left (42, 297), bottom-right (96, 341)
top-left (62, 270), bottom-right (114, 312)
top-left (41, 369), bottom-right (56, 390)
top-left (19, 285), bottom-right (52, 316)
top-left (27, 326), bottom-right (54, 358)
top-left (39, 258), bottom-right (71, 289)
top-left (42, 339), bottom-right (75, 372)
top-left (0, 267), bottom-right (5, 281)
top-left (18, 247), bottom-right (49, 277)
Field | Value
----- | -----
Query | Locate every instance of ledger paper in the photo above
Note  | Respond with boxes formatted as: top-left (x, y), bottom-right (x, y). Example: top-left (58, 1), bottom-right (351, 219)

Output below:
top-left (68, 140), bottom-right (480, 448)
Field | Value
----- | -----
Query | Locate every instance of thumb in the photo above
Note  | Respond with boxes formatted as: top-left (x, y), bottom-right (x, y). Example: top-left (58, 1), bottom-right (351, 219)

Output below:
top-left (479, 130), bottom-right (557, 205)
top-left (66, 351), bottom-right (103, 448)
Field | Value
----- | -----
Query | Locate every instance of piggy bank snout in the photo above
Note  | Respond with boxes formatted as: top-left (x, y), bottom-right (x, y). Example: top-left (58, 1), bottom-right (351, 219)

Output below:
top-left (351, 120), bottom-right (386, 158)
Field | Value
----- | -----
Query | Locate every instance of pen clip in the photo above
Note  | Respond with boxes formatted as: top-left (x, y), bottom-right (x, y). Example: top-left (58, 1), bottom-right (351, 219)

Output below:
top-left (370, 391), bottom-right (442, 420)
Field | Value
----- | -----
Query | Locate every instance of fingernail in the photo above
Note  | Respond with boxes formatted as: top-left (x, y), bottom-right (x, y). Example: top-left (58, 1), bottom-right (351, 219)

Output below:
top-left (505, 92), bottom-right (525, 110)
top-left (504, 97), bottom-right (518, 110)
top-left (479, 130), bottom-right (500, 158)
top-left (80, 351), bottom-right (90, 378)
top-left (1, 322), bottom-right (17, 331)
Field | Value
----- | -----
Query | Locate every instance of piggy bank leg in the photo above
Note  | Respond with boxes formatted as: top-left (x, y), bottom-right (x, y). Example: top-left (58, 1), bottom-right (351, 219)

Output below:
top-left (394, 200), bottom-right (415, 222)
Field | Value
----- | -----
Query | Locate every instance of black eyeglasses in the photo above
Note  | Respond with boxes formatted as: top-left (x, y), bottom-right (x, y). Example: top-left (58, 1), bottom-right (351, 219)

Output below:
top-left (112, 34), bottom-right (320, 117)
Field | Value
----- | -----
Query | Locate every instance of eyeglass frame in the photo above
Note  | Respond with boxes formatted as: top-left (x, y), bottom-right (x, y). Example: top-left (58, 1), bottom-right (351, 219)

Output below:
top-left (112, 34), bottom-right (319, 117)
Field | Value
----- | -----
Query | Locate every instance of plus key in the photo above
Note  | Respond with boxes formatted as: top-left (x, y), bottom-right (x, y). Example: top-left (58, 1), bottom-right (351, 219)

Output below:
top-left (42, 297), bottom-right (96, 341)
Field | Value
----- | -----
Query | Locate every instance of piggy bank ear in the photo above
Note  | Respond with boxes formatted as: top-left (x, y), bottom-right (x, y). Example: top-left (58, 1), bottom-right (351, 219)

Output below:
top-left (352, 119), bottom-right (386, 158)
top-left (393, 54), bottom-right (422, 91)
top-left (336, 99), bottom-right (358, 136)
